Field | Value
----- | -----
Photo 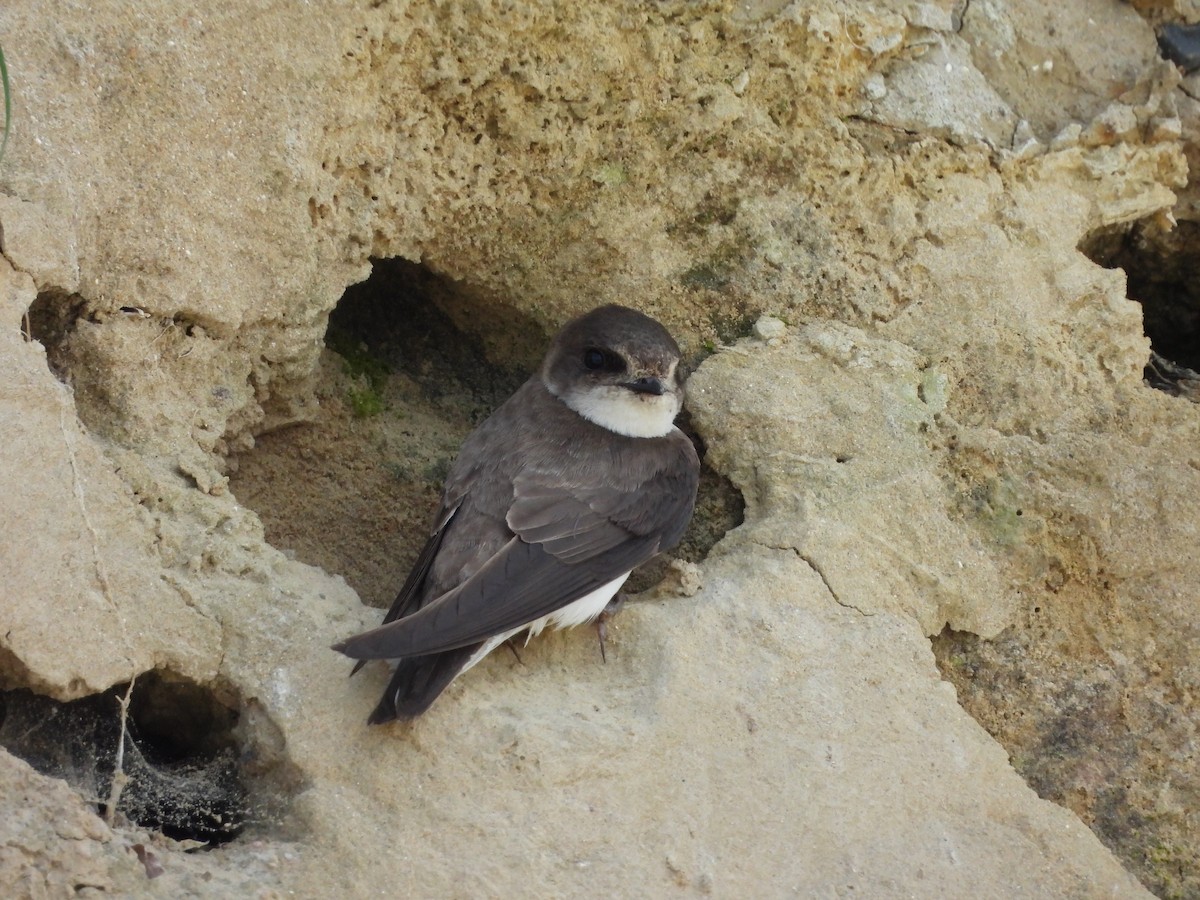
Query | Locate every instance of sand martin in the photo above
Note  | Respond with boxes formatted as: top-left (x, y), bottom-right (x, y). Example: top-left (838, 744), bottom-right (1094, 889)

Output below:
top-left (333, 304), bottom-right (700, 723)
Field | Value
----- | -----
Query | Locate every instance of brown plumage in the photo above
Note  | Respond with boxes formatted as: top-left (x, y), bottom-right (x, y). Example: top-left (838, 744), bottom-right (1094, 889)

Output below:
top-left (333, 305), bottom-right (700, 723)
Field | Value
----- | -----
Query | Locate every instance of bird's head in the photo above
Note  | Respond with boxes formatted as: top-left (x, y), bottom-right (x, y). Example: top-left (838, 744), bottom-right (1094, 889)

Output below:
top-left (542, 305), bottom-right (685, 438)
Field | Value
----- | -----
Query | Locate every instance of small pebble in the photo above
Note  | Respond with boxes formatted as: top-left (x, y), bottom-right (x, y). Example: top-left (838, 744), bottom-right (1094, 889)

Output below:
top-left (753, 315), bottom-right (787, 341)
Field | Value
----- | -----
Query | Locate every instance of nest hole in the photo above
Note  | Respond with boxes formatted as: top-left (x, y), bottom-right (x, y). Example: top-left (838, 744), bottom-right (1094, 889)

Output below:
top-left (23, 288), bottom-right (89, 382)
top-left (230, 257), bottom-right (743, 608)
top-left (328, 257), bottom-right (540, 406)
top-left (229, 259), bottom-right (540, 607)
top-left (0, 672), bottom-right (276, 846)
top-left (1080, 219), bottom-right (1200, 396)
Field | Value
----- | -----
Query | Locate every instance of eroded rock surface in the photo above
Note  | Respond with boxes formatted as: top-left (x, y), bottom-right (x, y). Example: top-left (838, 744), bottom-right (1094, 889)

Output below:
top-left (0, 0), bottom-right (1195, 896)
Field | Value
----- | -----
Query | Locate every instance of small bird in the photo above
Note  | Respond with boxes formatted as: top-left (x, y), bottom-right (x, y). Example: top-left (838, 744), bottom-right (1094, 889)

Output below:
top-left (333, 304), bottom-right (701, 723)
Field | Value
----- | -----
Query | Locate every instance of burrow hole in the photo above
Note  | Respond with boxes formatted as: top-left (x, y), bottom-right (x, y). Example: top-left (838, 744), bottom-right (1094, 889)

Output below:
top-left (1080, 218), bottom-right (1200, 395)
top-left (0, 671), bottom-right (299, 846)
top-left (22, 287), bottom-right (88, 381)
top-left (228, 257), bottom-right (743, 607)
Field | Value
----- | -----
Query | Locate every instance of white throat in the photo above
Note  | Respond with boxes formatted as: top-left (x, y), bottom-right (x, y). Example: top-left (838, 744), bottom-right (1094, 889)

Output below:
top-left (562, 385), bottom-right (681, 438)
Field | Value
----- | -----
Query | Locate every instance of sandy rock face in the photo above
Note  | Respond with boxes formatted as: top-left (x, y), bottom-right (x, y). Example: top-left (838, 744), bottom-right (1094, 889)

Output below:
top-left (689, 321), bottom-right (1013, 638)
top-left (0, 260), bottom-right (221, 698)
top-left (0, 0), bottom-right (1196, 896)
top-left (0, 751), bottom-right (137, 896)
top-left (280, 545), bottom-right (1150, 897)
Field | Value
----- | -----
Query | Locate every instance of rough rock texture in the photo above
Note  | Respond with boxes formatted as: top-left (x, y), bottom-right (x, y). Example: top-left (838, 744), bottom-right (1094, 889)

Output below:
top-left (0, 0), bottom-right (1196, 896)
top-left (0, 751), bottom-right (295, 898)
top-left (1, 261), bottom-right (222, 698)
top-left (0, 751), bottom-right (136, 898)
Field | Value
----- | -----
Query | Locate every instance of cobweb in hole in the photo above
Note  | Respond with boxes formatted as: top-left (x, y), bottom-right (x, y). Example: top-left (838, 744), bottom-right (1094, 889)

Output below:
top-left (0, 673), bottom-right (248, 845)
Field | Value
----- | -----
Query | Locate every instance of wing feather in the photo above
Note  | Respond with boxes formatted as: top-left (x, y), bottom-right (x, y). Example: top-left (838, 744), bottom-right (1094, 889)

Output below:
top-left (335, 535), bottom-right (657, 658)
top-left (334, 429), bottom-right (699, 663)
top-left (347, 504), bottom-right (457, 676)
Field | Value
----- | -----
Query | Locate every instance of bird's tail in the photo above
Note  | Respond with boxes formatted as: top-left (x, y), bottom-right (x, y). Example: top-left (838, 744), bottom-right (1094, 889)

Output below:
top-left (366, 644), bottom-right (481, 724)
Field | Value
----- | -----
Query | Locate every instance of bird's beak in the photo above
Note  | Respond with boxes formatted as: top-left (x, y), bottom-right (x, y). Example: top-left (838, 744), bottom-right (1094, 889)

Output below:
top-left (624, 376), bottom-right (667, 396)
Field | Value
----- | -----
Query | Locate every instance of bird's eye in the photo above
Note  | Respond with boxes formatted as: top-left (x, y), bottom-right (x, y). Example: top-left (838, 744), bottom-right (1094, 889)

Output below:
top-left (582, 349), bottom-right (626, 373)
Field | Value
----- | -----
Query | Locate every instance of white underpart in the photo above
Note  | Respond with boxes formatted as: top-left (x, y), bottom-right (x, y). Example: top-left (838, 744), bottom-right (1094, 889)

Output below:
top-left (461, 570), bottom-right (632, 675)
top-left (563, 384), bottom-right (681, 438)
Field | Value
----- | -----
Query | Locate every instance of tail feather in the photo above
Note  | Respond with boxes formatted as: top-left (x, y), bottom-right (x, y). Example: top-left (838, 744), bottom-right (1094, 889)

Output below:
top-left (366, 644), bottom-right (481, 724)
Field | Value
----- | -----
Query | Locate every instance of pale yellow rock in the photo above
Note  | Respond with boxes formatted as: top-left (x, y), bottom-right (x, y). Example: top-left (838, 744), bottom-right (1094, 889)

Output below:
top-left (0, 751), bottom-right (131, 897)
top-left (690, 321), bottom-right (1014, 638)
top-left (0, 0), bottom-right (1192, 896)
top-left (868, 36), bottom-right (1018, 147)
top-left (0, 259), bottom-right (221, 698)
top-left (0, 195), bottom-right (79, 292)
top-left (958, 0), bottom-right (1160, 140)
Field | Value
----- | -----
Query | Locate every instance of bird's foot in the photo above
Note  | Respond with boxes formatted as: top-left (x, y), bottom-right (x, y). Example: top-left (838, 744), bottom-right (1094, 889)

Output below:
top-left (596, 592), bottom-right (628, 664)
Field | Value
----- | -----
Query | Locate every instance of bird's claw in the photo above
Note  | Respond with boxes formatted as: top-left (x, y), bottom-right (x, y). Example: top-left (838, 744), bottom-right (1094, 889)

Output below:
top-left (596, 591), bottom-right (628, 663)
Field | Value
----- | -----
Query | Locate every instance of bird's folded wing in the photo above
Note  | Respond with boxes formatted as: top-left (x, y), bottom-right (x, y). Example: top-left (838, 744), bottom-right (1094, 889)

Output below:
top-left (347, 504), bottom-right (457, 675)
top-left (379, 504), bottom-right (458, 625)
top-left (334, 446), bottom-right (698, 661)
top-left (333, 535), bottom-right (654, 659)
top-left (507, 456), bottom-right (698, 561)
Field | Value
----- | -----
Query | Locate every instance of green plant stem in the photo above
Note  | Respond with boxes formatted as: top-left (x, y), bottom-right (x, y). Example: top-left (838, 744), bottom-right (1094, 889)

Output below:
top-left (0, 43), bottom-right (10, 163)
